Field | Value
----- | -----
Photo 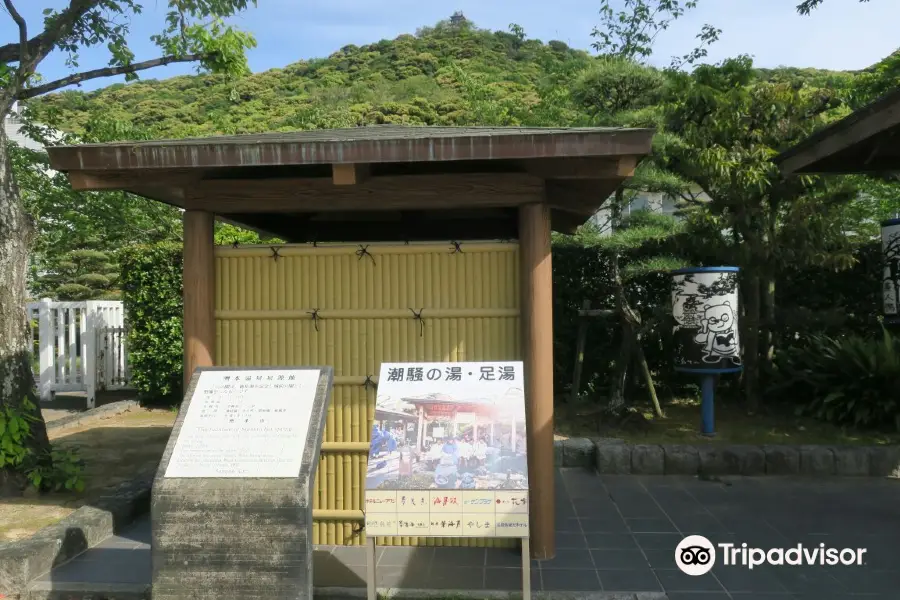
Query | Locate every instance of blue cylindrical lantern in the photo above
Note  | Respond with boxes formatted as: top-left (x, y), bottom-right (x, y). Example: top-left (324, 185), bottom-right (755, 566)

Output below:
top-left (882, 218), bottom-right (900, 326)
top-left (670, 267), bottom-right (742, 437)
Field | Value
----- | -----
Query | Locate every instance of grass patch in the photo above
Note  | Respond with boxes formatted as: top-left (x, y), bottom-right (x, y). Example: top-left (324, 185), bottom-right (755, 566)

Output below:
top-left (556, 397), bottom-right (900, 446)
top-left (0, 408), bottom-right (176, 543)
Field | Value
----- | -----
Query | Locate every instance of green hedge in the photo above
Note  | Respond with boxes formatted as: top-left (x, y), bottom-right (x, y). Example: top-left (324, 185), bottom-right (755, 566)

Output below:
top-left (118, 238), bottom-right (883, 411)
top-left (120, 242), bottom-right (183, 404)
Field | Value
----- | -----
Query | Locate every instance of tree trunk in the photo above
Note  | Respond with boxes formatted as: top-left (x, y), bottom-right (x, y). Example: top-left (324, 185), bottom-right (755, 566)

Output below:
top-left (0, 124), bottom-right (51, 496)
top-left (761, 273), bottom-right (776, 388)
top-left (608, 247), bottom-right (630, 412)
top-left (609, 321), bottom-right (631, 412)
top-left (742, 270), bottom-right (761, 413)
top-left (634, 330), bottom-right (664, 418)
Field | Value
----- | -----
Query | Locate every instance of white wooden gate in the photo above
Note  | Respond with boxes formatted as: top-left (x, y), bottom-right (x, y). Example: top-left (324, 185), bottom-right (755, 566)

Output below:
top-left (26, 299), bottom-right (131, 408)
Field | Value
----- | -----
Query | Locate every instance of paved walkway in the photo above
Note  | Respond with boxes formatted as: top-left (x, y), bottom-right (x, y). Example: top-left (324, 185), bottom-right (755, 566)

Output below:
top-left (31, 469), bottom-right (900, 599)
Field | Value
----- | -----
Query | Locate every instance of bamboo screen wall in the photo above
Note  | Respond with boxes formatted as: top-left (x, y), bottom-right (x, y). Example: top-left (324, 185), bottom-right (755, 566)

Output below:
top-left (214, 242), bottom-right (521, 547)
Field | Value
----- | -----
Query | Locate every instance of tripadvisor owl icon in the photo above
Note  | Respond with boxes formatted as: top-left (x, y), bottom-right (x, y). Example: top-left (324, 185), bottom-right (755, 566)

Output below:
top-left (676, 535), bottom-right (716, 576)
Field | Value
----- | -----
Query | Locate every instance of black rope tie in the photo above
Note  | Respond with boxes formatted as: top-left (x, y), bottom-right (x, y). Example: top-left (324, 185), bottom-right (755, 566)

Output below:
top-left (356, 244), bottom-right (376, 265)
top-left (270, 246), bottom-right (282, 261)
top-left (307, 308), bottom-right (321, 332)
top-left (362, 375), bottom-right (377, 392)
top-left (409, 308), bottom-right (425, 337)
top-left (231, 240), bottom-right (240, 248)
top-left (353, 521), bottom-right (366, 535)
top-left (404, 240), bottom-right (410, 245)
top-left (450, 241), bottom-right (463, 254)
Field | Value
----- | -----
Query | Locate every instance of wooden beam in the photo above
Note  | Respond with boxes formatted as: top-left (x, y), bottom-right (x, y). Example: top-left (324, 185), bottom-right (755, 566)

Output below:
top-left (519, 202), bottom-right (555, 560)
top-left (546, 178), bottom-right (624, 215)
top-left (123, 186), bottom-right (186, 207)
top-left (68, 169), bottom-right (201, 191)
top-left (550, 208), bottom-right (592, 234)
top-left (224, 211), bottom-right (518, 243)
top-left (616, 155), bottom-right (638, 177)
top-left (185, 173), bottom-right (544, 213)
top-left (332, 163), bottom-right (370, 185)
top-left (523, 156), bottom-right (639, 179)
top-left (183, 211), bottom-right (216, 392)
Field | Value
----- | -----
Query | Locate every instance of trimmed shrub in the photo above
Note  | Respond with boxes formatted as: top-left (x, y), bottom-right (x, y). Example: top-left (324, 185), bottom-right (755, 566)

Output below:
top-left (120, 242), bottom-right (183, 404)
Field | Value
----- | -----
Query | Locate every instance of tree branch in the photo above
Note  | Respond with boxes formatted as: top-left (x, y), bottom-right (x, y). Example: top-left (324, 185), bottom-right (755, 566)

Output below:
top-left (2, 0), bottom-right (27, 62)
top-left (18, 52), bottom-right (205, 99)
top-left (2, 0), bottom-right (101, 73)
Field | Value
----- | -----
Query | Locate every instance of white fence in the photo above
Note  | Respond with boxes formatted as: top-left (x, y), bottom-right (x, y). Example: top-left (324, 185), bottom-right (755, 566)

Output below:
top-left (26, 299), bottom-right (132, 408)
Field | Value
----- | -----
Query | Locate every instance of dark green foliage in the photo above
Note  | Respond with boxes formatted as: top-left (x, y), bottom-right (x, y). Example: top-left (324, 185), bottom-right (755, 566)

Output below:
top-left (572, 57), bottom-right (666, 118)
top-left (119, 242), bottom-right (184, 405)
top-left (27, 21), bottom-right (596, 136)
top-left (776, 242), bottom-right (883, 343)
top-left (36, 247), bottom-right (119, 300)
top-left (773, 329), bottom-right (900, 428)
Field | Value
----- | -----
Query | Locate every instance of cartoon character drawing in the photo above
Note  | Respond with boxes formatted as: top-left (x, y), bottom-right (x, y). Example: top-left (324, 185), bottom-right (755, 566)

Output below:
top-left (694, 302), bottom-right (741, 365)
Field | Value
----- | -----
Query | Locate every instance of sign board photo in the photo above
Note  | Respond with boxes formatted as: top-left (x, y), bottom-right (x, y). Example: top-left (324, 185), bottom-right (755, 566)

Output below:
top-left (364, 361), bottom-right (529, 537)
top-left (164, 368), bottom-right (323, 478)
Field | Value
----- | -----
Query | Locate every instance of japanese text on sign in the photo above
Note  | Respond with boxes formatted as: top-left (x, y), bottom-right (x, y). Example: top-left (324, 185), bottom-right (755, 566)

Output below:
top-left (364, 490), bottom-right (529, 538)
top-left (384, 365), bottom-right (517, 383)
top-left (164, 369), bottom-right (322, 478)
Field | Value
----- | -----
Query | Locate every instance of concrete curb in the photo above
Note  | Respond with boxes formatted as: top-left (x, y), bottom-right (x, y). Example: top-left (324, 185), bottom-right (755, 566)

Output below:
top-left (25, 584), bottom-right (665, 600)
top-left (553, 438), bottom-right (900, 477)
top-left (45, 399), bottom-right (141, 433)
top-left (316, 589), bottom-right (666, 600)
top-left (0, 470), bottom-right (154, 599)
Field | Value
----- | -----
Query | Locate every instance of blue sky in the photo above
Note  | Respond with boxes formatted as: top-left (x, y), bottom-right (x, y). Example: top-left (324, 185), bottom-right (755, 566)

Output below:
top-left (2, 0), bottom-right (897, 94)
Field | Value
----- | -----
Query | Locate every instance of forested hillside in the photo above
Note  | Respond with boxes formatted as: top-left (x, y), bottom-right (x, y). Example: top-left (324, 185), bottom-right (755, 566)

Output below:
top-left (29, 17), bottom-right (854, 137)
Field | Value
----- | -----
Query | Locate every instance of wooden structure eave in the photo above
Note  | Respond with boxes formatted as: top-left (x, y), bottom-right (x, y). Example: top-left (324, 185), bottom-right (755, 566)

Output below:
top-left (45, 125), bottom-right (654, 241)
top-left (777, 87), bottom-right (900, 175)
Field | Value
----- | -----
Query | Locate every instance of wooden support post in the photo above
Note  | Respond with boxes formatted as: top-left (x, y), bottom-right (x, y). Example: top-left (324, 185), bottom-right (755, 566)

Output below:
top-left (183, 210), bottom-right (216, 393)
top-left (570, 299), bottom-right (591, 404)
top-left (519, 202), bottom-right (555, 560)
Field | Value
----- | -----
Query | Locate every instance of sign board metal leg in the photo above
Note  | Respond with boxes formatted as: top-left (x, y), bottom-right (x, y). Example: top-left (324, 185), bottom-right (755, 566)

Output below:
top-left (366, 537), bottom-right (377, 600)
top-left (521, 537), bottom-right (531, 600)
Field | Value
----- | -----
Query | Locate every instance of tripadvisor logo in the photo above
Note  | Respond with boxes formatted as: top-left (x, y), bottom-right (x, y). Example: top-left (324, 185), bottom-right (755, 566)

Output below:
top-left (675, 535), bottom-right (867, 576)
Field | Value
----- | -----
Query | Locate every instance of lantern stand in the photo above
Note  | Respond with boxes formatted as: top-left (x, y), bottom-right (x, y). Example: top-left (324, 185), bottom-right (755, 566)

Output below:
top-left (670, 266), bottom-right (743, 438)
top-left (882, 217), bottom-right (900, 330)
top-left (700, 374), bottom-right (717, 437)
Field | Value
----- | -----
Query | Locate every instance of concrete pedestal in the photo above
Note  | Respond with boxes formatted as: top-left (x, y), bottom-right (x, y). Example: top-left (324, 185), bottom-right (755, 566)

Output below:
top-left (151, 366), bottom-right (333, 600)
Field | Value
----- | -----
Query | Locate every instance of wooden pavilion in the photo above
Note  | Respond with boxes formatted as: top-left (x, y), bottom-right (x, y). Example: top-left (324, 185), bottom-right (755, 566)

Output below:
top-left (46, 125), bottom-right (653, 559)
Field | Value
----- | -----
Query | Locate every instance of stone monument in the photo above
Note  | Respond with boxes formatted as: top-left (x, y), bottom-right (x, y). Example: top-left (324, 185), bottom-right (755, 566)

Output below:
top-left (151, 366), bottom-right (333, 600)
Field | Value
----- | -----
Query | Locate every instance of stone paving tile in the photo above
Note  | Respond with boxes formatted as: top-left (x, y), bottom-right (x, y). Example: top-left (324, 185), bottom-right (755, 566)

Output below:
top-left (625, 517), bottom-right (677, 533)
top-left (483, 567), bottom-right (541, 591)
top-left (580, 517), bottom-right (630, 533)
top-left (35, 470), bottom-right (900, 598)
top-left (653, 569), bottom-right (726, 592)
top-left (46, 548), bottom-right (151, 585)
top-left (435, 547), bottom-right (486, 567)
top-left (554, 531), bottom-right (589, 549)
top-left (423, 566), bottom-right (483, 589)
top-left (585, 533), bottom-right (639, 549)
top-left (378, 546), bottom-right (433, 570)
top-left (541, 567), bottom-right (601, 591)
top-left (591, 549), bottom-right (648, 570)
top-left (712, 566), bottom-right (789, 593)
top-left (597, 569), bottom-right (661, 592)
